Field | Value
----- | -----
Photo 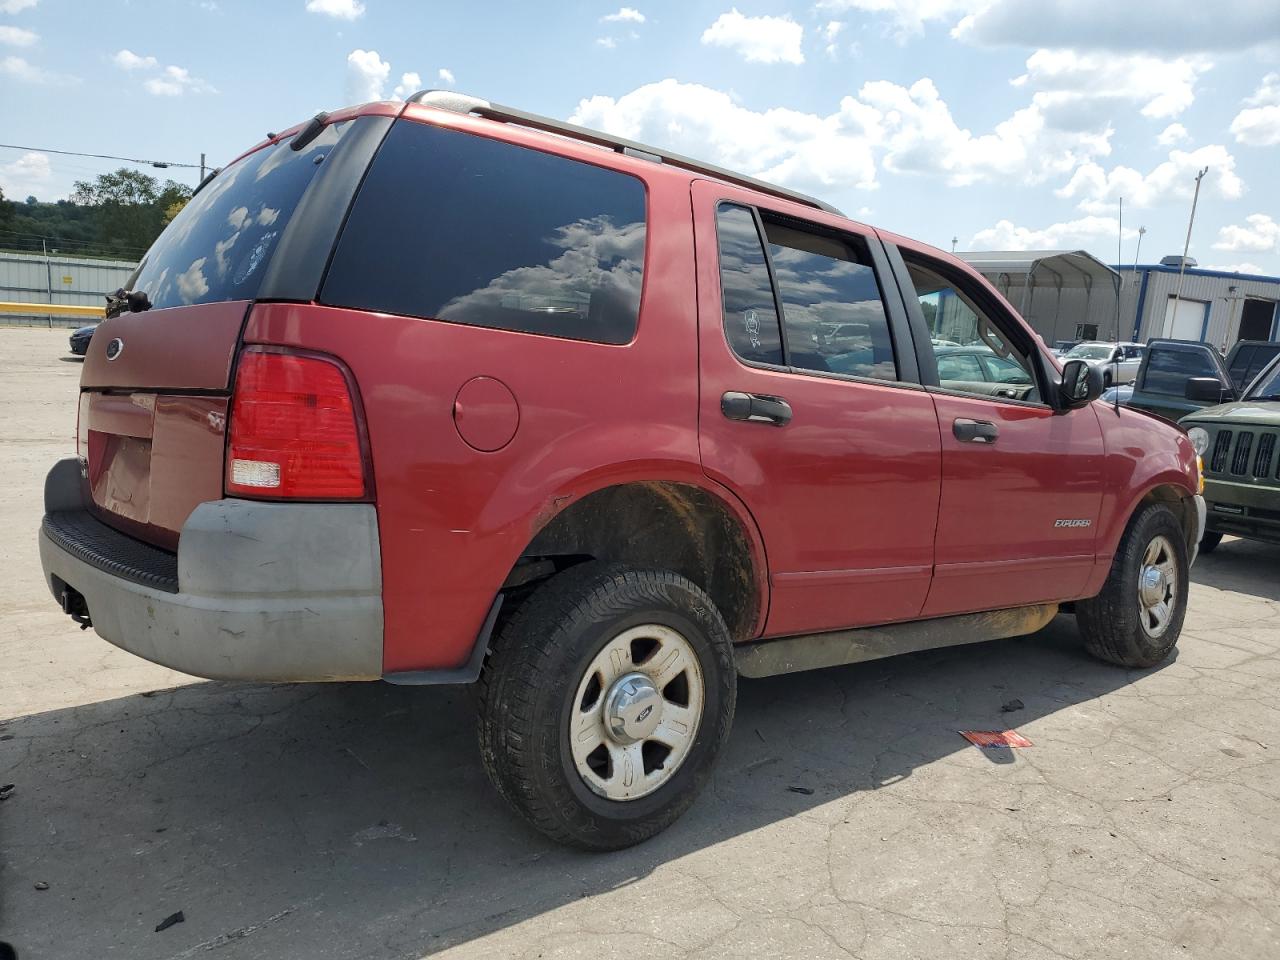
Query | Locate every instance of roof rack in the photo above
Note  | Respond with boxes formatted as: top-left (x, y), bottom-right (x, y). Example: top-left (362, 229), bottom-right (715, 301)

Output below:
top-left (407, 89), bottom-right (844, 218)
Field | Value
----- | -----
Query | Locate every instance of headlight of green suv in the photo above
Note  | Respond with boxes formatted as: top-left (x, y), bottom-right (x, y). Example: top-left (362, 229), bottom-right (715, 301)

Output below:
top-left (1187, 426), bottom-right (1210, 456)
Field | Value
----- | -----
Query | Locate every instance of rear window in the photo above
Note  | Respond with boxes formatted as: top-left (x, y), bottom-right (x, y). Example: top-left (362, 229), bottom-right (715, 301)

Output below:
top-left (320, 120), bottom-right (647, 345)
top-left (1142, 346), bottom-right (1222, 396)
top-left (132, 123), bottom-right (349, 310)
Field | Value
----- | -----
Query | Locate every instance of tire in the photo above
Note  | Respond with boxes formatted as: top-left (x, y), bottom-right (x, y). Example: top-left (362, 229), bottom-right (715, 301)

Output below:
top-left (1077, 503), bottom-right (1189, 668)
top-left (1103, 371), bottom-right (1113, 388)
top-left (1199, 531), bottom-right (1223, 554)
top-left (477, 562), bottom-right (736, 850)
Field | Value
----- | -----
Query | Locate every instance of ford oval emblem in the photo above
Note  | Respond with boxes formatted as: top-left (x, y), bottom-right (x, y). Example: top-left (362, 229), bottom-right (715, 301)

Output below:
top-left (105, 338), bottom-right (124, 361)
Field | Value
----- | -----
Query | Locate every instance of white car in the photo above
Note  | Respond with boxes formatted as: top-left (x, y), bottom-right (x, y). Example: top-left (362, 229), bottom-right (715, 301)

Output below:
top-left (1062, 341), bottom-right (1145, 386)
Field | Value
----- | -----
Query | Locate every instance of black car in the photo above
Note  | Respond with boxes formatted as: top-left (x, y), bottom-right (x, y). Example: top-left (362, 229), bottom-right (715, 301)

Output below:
top-left (69, 324), bottom-right (97, 356)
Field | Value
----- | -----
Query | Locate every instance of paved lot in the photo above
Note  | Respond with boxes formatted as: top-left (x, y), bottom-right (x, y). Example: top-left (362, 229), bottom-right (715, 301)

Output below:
top-left (2, 326), bottom-right (1278, 960)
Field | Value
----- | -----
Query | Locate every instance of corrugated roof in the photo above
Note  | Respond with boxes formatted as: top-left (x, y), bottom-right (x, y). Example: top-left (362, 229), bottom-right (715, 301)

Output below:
top-left (955, 249), bottom-right (1120, 286)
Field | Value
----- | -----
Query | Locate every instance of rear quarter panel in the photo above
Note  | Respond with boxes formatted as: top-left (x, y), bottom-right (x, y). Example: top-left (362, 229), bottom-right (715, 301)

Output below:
top-left (244, 154), bottom-right (767, 672)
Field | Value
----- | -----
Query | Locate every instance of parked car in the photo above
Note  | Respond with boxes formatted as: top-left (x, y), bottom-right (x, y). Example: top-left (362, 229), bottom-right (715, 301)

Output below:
top-left (1181, 353), bottom-right (1280, 552)
top-left (1100, 383), bottom-right (1134, 405)
top-left (39, 92), bottom-right (1205, 850)
top-left (68, 323), bottom-right (97, 356)
top-left (933, 344), bottom-right (1035, 400)
top-left (1061, 341), bottom-right (1144, 386)
top-left (1126, 339), bottom-right (1279, 421)
top-left (1051, 340), bottom-right (1081, 357)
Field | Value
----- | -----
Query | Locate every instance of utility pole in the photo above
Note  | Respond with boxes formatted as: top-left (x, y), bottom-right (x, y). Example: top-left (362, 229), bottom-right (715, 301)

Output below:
top-left (1130, 226), bottom-right (1146, 340)
top-left (1169, 166), bottom-right (1209, 337)
top-left (42, 237), bottom-right (53, 329)
top-left (200, 152), bottom-right (206, 180)
top-left (951, 236), bottom-right (957, 254)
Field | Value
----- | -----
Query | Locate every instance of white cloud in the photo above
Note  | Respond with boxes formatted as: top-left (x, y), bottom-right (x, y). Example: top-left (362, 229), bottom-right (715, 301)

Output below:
top-left (953, 0), bottom-right (1280, 53)
top-left (1157, 123), bottom-right (1189, 146)
top-left (601, 7), bottom-right (645, 23)
top-left (573, 80), bottom-right (878, 192)
top-left (437, 67), bottom-right (454, 86)
top-left (112, 49), bottom-right (157, 71)
top-left (143, 64), bottom-right (215, 96)
top-left (701, 9), bottom-right (804, 65)
top-left (818, 0), bottom-right (969, 42)
top-left (0, 0), bottom-right (39, 12)
top-left (596, 36), bottom-right (617, 49)
top-left (0, 25), bottom-right (37, 46)
top-left (1230, 72), bottom-right (1280, 146)
top-left (1013, 49), bottom-right (1210, 119)
top-left (305, 0), bottom-right (364, 20)
top-left (391, 71), bottom-right (420, 99)
top-left (0, 150), bottom-right (52, 197)
top-left (0, 55), bottom-right (75, 85)
top-left (571, 76), bottom-right (1115, 196)
top-left (1057, 145), bottom-right (1244, 214)
top-left (1213, 214), bottom-right (1279, 253)
top-left (345, 48), bottom-right (390, 101)
top-left (822, 20), bottom-right (844, 57)
top-left (1201, 262), bottom-right (1265, 275)
top-left (969, 215), bottom-right (1138, 251)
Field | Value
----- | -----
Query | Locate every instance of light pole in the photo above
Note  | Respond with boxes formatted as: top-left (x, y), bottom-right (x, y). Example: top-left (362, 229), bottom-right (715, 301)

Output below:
top-left (1169, 166), bottom-right (1209, 337)
top-left (1130, 226), bottom-right (1146, 340)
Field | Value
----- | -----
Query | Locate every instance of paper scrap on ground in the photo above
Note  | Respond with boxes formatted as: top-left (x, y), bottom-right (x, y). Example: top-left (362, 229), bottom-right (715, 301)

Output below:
top-left (960, 730), bottom-right (1033, 749)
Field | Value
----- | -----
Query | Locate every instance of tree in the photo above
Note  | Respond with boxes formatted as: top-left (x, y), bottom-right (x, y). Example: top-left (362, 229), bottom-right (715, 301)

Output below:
top-left (0, 186), bottom-right (11, 231)
top-left (71, 168), bottom-right (193, 255)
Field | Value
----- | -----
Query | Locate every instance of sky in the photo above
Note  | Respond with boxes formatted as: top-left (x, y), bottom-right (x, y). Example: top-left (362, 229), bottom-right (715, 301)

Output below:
top-left (1, 0), bottom-right (1278, 275)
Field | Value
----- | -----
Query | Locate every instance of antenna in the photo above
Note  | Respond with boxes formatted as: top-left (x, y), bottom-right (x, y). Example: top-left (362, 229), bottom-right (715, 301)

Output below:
top-left (1114, 197), bottom-right (1123, 412)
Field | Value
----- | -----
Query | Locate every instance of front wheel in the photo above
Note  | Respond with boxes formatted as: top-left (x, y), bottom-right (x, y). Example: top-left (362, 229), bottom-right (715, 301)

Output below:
top-left (1199, 530), bottom-right (1223, 554)
top-left (477, 563), bottom-right (736, 850)
top-left (1077, 503), bottom-right (1189, 668)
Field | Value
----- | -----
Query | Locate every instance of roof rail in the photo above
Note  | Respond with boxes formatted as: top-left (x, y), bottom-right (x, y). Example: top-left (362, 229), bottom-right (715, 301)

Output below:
top-left (407, 89), bottom-right (844, 218)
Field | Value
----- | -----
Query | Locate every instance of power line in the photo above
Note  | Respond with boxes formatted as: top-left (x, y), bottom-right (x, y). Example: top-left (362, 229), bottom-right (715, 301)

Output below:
top-left (0, 142), bottom-right (202, 171)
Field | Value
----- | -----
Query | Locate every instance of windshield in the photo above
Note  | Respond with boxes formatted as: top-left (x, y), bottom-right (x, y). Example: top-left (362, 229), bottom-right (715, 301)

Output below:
top-left (1247, 357), bottom-right (1280, 400)
top-left (1067, 344), bottom-right (1115, 360)
top-left (130, 122), bottom-right (348, 311)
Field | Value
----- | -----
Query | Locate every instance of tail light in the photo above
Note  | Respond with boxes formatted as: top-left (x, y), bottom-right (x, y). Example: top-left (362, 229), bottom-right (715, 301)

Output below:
top-left (76, 391), bottom-right (89, 461)
top-left (226, 347), bottom-right (370, 499)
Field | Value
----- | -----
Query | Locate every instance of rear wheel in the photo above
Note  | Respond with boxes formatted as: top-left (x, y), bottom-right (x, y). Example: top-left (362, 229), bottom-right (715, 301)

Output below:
top-left (477, 562), bottom-right (735, 850)
top-left (1199, 530), bottom-right (1223, 554)
top-left (1077, 503), bottom-right (1189, 668)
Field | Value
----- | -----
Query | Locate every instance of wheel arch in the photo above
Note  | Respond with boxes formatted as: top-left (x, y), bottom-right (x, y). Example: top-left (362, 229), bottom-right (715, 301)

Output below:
top-left (1133, 483), bottom-right (1199, 556)
top-left (512, 480), bottom-right (768, 642)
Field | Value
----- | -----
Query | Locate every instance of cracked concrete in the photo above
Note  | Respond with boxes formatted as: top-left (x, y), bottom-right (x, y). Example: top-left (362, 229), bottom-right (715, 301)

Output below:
top-left (1, 327), bottom-right (1278, 959)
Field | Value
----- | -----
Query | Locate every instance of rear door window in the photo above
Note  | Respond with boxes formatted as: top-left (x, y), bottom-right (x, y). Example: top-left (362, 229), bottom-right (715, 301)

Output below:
top-left (715, 204), bottom-right (784, 365)
top-left (321, 120), bottom-right (647, 345)
top-left (132, 123), bottom-right (349, 310)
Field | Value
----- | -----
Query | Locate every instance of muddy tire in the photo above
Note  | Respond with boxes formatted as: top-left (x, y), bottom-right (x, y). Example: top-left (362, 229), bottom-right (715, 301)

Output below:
top-left (1077, 503), bottom-right (1189, 668)
top-left (476, 562), bottom-right (736, 850)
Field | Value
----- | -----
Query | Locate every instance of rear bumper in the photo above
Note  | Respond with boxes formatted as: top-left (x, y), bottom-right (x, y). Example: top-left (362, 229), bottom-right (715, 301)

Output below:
top-left (39, 458), bottom-right (383, 682)
top-left (1203, 478), bottom-right (1280, 545)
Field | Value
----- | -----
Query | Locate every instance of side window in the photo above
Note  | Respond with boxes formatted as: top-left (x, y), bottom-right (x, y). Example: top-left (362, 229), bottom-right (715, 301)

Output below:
top-left (762, 220), bottom-right (897, 380)
top-left (321, 120), bottom-right (646, 344)
top-left (907, 259), bottom-right (1041, 403)
top-left (715, 204), bottom-right (784, 365)
top-left (1142, 347), bottom-right (1222, 396)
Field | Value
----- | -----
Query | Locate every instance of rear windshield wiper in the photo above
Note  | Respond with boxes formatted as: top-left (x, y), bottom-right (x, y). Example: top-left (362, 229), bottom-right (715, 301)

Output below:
top-left (290, 111), bottom-right (330, 152)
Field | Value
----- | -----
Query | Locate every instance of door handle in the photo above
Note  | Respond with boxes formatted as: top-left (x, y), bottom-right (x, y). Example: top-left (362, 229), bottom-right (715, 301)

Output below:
top-left (721, 391), bottom-right (793, 427)
top-left (953, 418), bottom-right (999, 443)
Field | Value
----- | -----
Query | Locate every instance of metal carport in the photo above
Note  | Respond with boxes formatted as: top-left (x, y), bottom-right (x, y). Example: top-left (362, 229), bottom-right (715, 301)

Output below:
top-left (956, 250), bottom-right (1122, 345)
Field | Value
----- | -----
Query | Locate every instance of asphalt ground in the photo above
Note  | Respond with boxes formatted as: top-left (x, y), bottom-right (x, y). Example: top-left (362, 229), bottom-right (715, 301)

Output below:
top-left (2, 326), bottom-right (1278, 959)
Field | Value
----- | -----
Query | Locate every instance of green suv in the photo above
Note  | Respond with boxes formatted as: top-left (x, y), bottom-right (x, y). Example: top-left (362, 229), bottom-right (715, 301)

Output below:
top-left (1182, 354), bottom-right (1280, 552)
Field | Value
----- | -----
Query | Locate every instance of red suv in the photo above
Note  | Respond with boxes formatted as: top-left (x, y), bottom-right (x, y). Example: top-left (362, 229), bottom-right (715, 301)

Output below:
top-left (40, 92), bottom-right (1206, 849)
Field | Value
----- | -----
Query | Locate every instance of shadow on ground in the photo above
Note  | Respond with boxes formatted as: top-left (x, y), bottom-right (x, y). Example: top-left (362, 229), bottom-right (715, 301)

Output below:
top-left (1191, 536), bottom-right (1280, 602)
top-left (0, 615), bottom-right (1179, 959)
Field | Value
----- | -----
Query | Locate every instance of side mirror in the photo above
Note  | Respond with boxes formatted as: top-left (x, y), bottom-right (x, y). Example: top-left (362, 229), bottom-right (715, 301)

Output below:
top-left (1184, 377), bottom-right (1233, 404)
top-left (1059, 359), bottom-right (1104, 409)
